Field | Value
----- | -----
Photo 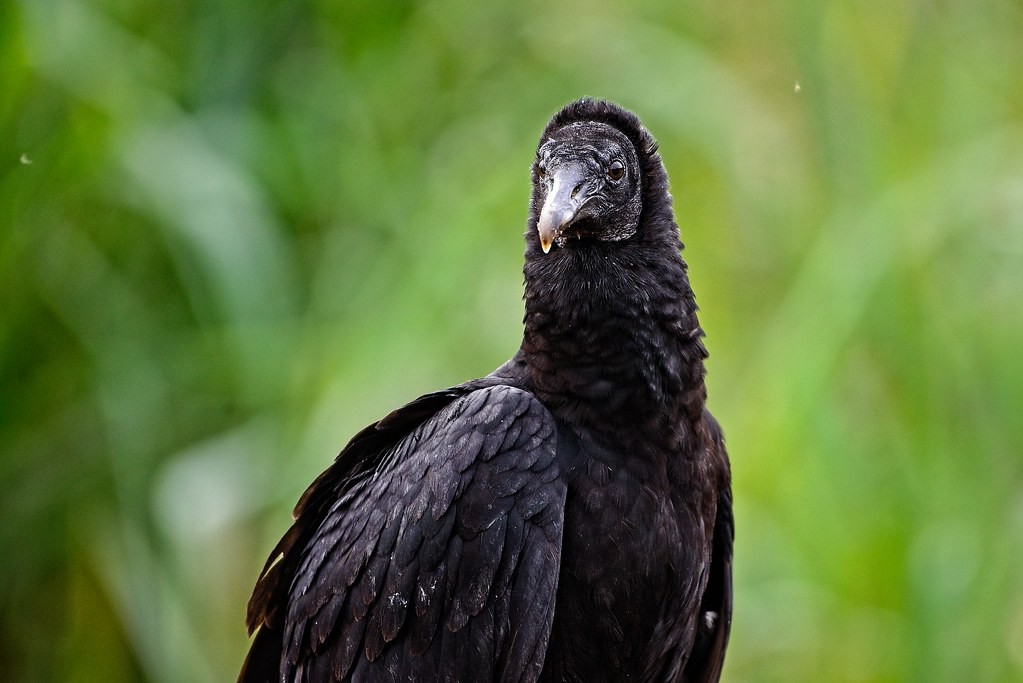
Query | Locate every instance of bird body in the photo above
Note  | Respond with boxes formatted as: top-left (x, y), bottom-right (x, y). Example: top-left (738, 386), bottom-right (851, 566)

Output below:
top-left (240, 99), bottom-right (732, 683)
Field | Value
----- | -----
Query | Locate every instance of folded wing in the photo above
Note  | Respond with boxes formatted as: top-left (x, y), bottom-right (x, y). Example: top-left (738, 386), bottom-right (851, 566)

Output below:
top-left (240, 385), bottom-right (565, 683)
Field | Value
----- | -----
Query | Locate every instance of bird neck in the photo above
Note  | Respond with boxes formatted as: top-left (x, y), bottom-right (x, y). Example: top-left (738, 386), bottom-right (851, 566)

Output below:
top-left (520, 239), bottom-right (709, 436)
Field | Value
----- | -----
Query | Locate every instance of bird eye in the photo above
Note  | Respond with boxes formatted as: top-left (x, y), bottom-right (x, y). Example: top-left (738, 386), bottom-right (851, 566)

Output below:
top-left (537, 163), bottom-right (547, 179)
top-left (608, 160), bottom-right (625, 181)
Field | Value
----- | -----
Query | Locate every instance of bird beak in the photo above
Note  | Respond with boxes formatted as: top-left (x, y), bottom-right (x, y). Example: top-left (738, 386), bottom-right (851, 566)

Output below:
top-left (537, 165), bottom-right (589, 253)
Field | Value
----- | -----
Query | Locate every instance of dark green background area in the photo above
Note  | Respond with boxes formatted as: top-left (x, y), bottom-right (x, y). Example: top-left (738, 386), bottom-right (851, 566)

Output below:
top-left (2, 1), bottom-right (1022, 681)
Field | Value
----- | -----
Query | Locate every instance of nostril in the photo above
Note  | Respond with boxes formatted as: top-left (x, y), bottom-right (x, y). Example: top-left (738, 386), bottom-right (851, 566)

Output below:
top-left (571, 183), bottom-right (582, 199)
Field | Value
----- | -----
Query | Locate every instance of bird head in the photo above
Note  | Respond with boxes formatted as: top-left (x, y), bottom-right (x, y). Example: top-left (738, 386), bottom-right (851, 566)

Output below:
top-left (529, 98), bottom-right (668, 254)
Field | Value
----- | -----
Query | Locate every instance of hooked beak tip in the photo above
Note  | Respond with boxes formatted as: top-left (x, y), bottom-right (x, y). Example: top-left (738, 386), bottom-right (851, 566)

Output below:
top-left (539, 231), bottom-right (554, 254)
top-left (537, 206), bottom-right (574, 255)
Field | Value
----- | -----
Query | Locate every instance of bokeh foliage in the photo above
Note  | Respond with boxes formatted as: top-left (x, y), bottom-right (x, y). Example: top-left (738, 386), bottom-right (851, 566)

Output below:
top-left (2, 1), bottom-right (1023, 681)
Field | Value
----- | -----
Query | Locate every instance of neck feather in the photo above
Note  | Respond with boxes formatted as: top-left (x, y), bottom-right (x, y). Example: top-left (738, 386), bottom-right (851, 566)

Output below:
top-left (520, 237), bottom-right (708, 434)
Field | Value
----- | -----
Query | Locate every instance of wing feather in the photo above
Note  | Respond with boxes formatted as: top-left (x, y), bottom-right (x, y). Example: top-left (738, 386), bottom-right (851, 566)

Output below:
top-left (239, 385), bottom-right (565, 683)
top-left (681, 416), bottom-right (734, 683)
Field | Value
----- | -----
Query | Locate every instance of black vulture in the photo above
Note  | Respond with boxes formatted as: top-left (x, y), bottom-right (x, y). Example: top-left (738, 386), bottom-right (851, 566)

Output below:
top-left (239, 98), bottom-right (732, 682)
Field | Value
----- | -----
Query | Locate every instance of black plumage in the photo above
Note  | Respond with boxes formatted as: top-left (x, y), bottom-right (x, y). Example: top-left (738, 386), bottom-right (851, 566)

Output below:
top-left (239, 98), bottom-right (732, 683)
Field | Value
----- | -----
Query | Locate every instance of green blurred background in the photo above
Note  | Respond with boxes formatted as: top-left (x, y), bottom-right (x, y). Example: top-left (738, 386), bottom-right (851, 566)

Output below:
top-left (3, 0), bottom-right (1023, 681)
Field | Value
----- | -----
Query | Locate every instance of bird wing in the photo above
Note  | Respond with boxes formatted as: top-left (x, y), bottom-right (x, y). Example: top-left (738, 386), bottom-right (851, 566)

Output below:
top-left (682, 416), bottom-right (734, 683)
top-left (241, 385), bottom-right (565, 683)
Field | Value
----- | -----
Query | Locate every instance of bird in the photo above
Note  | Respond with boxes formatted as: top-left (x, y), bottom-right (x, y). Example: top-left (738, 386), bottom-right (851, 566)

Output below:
top-left (239, 98), bottom-right (733, 683)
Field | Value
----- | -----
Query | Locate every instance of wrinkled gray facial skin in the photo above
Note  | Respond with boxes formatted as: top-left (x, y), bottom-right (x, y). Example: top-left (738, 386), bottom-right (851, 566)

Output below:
top-left (534, 121), bottom-right (643, 253)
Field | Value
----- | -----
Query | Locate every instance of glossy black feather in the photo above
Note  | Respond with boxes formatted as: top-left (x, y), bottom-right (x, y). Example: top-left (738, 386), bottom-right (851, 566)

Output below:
top-left (240, 98), bottom-right (732, 683)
